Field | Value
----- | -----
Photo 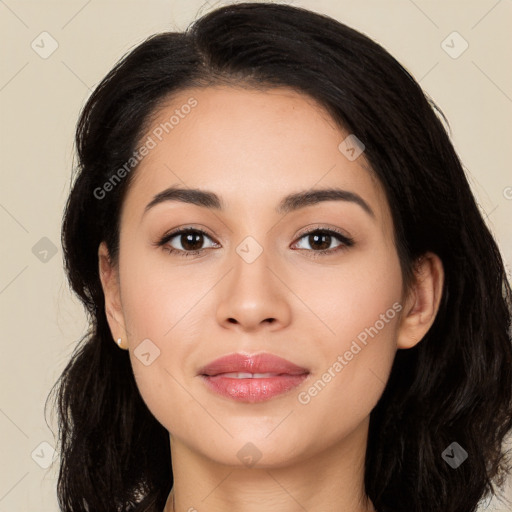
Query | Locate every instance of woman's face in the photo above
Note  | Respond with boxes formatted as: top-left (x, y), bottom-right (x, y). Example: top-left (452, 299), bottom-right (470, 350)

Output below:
top-left (102, 85), bottom-right (410, 468)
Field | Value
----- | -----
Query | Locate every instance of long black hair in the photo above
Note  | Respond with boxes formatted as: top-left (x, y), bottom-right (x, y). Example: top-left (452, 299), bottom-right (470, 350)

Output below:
top-left (46, 2), bottom-right (512, 511)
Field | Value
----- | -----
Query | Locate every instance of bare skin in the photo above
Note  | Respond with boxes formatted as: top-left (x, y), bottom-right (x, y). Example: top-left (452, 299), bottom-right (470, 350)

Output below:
top-left (98, 86), bottom-right (444, 512)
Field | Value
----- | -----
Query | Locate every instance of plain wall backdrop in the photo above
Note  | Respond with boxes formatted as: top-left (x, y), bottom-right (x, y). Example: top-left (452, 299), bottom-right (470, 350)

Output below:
top-left (0, 0), bottom-right (511, 510)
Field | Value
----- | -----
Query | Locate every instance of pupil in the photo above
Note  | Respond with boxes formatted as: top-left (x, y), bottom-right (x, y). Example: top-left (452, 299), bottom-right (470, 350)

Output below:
top-left (182, 232), bottom-right (203, 251)
top-left (310, 233), bottom-right (330, 250)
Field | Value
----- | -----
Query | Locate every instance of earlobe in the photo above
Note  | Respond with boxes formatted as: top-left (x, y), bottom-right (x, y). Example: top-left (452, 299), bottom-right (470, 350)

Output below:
top-left (98, 241), bottom-right (126, 344)
top-left (397, 252), bottom-right (444, 350)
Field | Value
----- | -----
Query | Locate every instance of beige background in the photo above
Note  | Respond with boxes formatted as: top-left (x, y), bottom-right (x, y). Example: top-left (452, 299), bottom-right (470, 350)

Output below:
top-left (0, 0), bottom-right (511, 510)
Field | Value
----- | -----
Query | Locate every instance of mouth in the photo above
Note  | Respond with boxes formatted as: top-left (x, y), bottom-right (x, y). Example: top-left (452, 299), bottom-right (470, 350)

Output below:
top-left (200, 373), bottom-right (310, 403)
top-left (212, 372), bottom-right (290, 378)
top-left (198, 353), bottom-right (310, 403)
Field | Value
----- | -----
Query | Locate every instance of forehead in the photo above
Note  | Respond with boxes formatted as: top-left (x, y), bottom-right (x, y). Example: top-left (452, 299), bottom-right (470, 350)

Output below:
top-left (122, 86), bottom-right (390, 229)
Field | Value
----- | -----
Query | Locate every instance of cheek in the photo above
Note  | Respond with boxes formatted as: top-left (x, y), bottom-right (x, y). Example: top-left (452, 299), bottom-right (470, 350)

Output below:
top-left (294, 242), bottom-right (402, 415)
top-left (295, 311), bottom-right (400, 452)
top-left (119, 237), bottom-right (230, 424)
top-left (295, 238), bottom-right (403, 347)
top-left (118, 239), bottom-right (196, 338)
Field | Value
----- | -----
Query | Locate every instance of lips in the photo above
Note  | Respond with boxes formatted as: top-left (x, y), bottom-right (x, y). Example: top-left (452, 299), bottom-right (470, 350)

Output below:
top-left (198, 353), bottom-right (310, 403)
top-left (198, 353), bottom-right (309, 377)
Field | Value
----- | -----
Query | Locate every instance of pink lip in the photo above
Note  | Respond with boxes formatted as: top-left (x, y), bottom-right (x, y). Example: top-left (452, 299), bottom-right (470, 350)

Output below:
top-left (199, 353), bottom-right (309, 376)
top-left (198, 353), bottom-right (310, 403)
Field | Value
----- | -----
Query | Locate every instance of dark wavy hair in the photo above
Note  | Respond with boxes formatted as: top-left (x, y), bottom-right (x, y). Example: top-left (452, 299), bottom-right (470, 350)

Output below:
top-left (46, 2), bottom-right (512, 511)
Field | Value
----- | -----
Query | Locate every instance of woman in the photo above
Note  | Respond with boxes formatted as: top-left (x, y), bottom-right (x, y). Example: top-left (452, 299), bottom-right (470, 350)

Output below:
top-left (47, 2), bottom-right (512, 511)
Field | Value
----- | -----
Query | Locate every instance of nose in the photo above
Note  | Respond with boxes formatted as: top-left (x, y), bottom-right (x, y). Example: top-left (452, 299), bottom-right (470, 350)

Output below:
top-left (215, 243), bottom-right (292, 332)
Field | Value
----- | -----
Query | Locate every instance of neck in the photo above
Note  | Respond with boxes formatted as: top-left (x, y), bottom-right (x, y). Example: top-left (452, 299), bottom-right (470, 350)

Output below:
top-left (163, 490), bottom-right (174, 512)
top-left (163, 417), bottom-right (375, 512)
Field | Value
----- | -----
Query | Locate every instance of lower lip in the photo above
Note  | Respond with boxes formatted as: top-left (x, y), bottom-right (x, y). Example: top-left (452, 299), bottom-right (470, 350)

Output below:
top-left (201, 374), bottom-right (309, 403)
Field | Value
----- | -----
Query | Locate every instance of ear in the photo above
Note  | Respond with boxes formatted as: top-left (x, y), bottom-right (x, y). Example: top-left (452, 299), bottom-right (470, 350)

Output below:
top-left (98, 241), bottom-right (127, 345)
top-left (397, 252), bottom-right (444, 350)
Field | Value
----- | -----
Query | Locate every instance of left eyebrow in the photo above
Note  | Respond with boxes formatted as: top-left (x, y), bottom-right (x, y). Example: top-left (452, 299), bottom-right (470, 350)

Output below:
top-left (143, 185), bottom-right (375, 219)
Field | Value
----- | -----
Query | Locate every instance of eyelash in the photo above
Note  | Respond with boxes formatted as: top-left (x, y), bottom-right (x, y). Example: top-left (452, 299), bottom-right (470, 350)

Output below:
top-left (156, 226), bottom-right (354, 259)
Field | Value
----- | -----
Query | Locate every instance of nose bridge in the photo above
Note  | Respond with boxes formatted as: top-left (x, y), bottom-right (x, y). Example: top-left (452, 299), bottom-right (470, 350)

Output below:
top-left (215, 231), bottom-right (291, 329)
top-left (230, 232), bottom-right (274, 300)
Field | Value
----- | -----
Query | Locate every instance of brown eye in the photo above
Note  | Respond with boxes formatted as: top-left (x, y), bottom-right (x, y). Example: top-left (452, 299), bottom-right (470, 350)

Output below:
top-left (293, 228), bottom-right (354, 255)
top-left (176, 231), bottom-right (206, 251)
top-left (158, 228), bottom-right (218, 257)
top-left (301, 232), bottom-right (335, 251)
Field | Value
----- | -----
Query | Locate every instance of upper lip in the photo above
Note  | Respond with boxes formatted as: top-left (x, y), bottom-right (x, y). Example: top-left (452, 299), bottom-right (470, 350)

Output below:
top-left (198, 353), bottom-right (309, 376)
